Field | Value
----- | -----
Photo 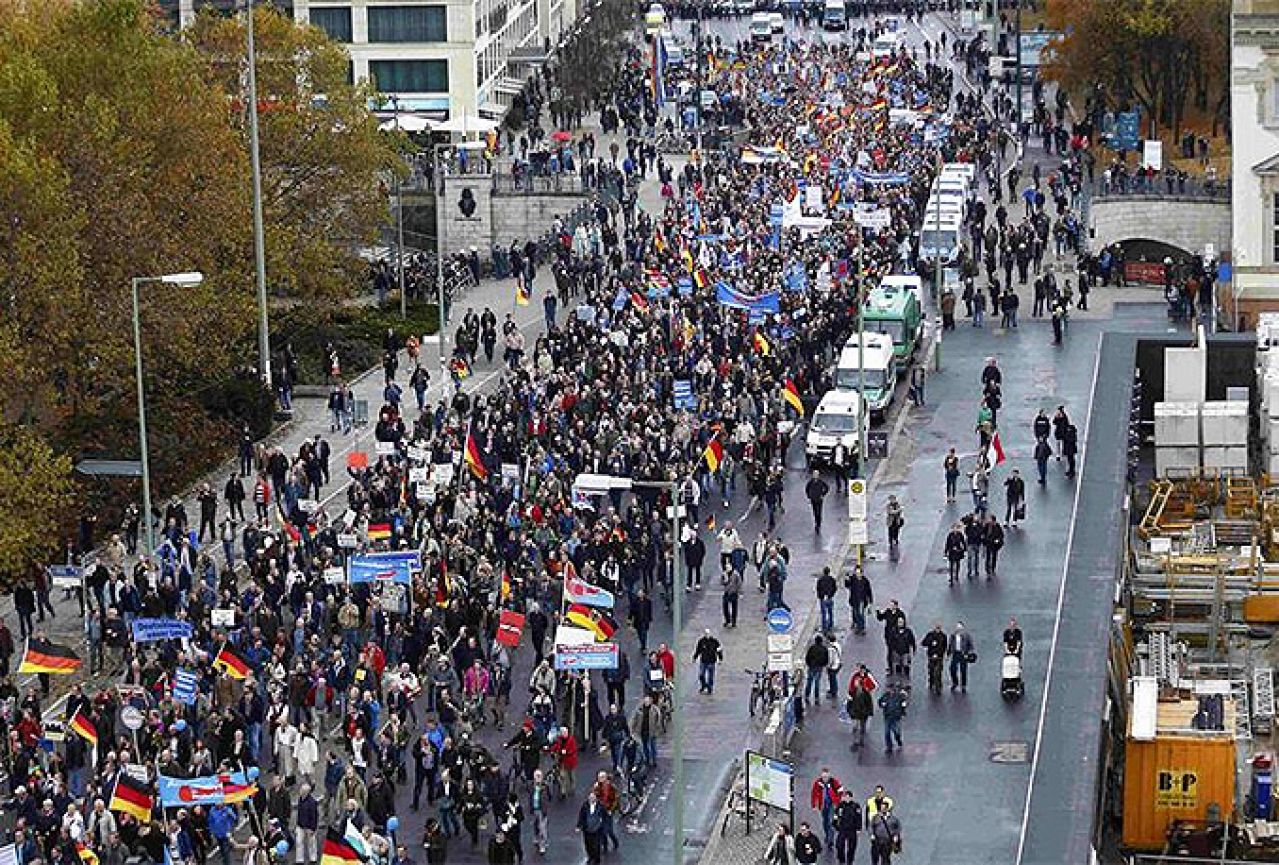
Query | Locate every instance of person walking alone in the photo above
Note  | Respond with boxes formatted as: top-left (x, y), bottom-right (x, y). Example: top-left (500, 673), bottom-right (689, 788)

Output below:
top-left (816, 566), bottom-right (837, 634)
top-left (693, 629), bottom-right (723, 695)
top-left (942, 448), bottom-right (960, 503)
top-left (983, 516), bottom-right (1005, 578)
top-left (878, 681), bottom-right (908, 754)
top-left (885, 496), bottom-right (904, 554)
top-left (805, 471), bottom-right (830, 532)
top-left (808, 769), bottom-right (842, 850)
top-left (721, 566), bottom-right (742, 628)
top-left (944, 523), bottom-right (966, 586)
top-left (948, 622), bottom-right (975, 692)
top-left (1004, 468), bottom-right (1026, 527)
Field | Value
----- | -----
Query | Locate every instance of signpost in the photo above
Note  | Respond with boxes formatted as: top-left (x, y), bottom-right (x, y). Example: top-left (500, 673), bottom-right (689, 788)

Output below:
top-left (766, 608), bottom-right (793, 635)
top-left (848, 478), bottom-right (869, 548)
top-left (767, 633), bottom-right (793, 673)
top-left (744, 750), bottom-right (795, 835)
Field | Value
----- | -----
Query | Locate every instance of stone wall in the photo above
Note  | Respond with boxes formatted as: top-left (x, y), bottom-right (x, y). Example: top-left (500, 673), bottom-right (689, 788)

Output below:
top-left (1091, 196), bottom-right (1231, 257)
top-left (436, 172), bottom-right (588, 258)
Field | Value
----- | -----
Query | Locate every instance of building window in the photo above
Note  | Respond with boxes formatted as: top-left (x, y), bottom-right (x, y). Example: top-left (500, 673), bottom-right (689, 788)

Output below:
top-left (370, 59), bottom-right (449, 93)
top-left (1273, 192), bottom-right (1279, 264)
top-left (368, 6), bottom-right (448, 42)
top-left (310, 6), bottom-right (353, 42)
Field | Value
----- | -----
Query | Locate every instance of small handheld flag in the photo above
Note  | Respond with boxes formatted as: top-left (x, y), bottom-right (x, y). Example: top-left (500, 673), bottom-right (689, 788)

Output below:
top-left (515, 282), bottom-right (530, 306)
top-left (69, 712), bottom-right (98, 747)
top-left (701, 436), bottom-right (724, 473)
top-left (212, 644), bottom-right (249, 680)
top-left (753, 331), bottom-right (772, 356)
top-left (985, 432), bottom-right (1007, 468)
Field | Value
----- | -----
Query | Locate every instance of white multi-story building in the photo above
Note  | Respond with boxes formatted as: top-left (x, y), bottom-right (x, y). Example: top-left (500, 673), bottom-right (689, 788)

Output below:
top-left (1232, 0), bottom-right (1279, 324)
top-left (163, 0), bottom-right (580, 120)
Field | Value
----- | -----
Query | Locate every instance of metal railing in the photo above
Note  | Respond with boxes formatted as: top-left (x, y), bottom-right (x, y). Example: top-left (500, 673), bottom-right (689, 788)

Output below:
top-left (1092, 176), bottom-right (1231, 202)
top-left (493, 173), bottom-right (588, 195)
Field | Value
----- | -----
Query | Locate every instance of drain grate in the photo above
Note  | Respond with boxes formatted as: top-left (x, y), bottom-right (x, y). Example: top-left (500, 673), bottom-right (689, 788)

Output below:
top-left (990, 741), bottom-right (1030, 763)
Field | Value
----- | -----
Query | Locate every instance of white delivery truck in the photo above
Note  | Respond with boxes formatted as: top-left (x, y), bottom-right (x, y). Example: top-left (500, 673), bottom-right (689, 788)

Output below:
top-left (806, 389), bottom-right (868, 467)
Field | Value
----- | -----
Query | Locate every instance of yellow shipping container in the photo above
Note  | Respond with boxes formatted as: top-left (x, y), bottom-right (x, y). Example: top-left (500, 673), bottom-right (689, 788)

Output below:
top-left (1122, 734), bottom-right (1237, 850)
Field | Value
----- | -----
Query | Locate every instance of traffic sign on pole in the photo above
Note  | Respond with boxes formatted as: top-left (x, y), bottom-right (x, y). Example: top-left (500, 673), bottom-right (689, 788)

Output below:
top-left (766, 608), bottom-right (793, 634)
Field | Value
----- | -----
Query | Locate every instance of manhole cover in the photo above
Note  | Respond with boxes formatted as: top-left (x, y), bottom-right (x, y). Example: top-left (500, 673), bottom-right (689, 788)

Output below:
top-left (990, 741), bottom-right (1030, 763)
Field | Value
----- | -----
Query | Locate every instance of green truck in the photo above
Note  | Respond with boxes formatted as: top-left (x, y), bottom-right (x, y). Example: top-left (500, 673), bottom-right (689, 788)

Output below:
top-left (861, 283), bottom-right (923, 363)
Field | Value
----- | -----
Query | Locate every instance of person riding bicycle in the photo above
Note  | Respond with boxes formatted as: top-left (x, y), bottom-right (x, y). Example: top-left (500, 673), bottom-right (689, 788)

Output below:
top-left (920, 623), bottom-right (948, 696)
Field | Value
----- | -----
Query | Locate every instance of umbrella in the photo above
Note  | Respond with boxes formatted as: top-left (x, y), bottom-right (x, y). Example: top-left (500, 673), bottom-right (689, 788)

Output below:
top-left (551, 130), bottom-right (573, 143)
top-left (379, 115), bottom-right (435, 133)
top-left (434, 114), bottom-right (500, 134)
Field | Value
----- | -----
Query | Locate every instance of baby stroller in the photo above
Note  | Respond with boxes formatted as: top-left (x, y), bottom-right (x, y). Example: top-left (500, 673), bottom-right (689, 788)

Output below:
top-left (1000, 653), bottom-right (1024, 701)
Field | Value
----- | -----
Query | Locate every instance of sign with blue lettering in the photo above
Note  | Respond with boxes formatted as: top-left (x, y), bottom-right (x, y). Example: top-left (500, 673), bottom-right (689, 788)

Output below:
top-left (348, 551), bottom-right (421, 584)
top-left (130, 618), bottom-right (194, 642)
top-left (172, 668), bottom-right (198, 705)
top-left (672, 379), bottom-right (696, 410)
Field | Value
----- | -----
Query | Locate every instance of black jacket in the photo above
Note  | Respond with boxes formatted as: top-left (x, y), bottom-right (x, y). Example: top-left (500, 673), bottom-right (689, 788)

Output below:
top-left (920, 629), bottom-right (947, 660)
top-left (794, 831), bottom-right (822, 864)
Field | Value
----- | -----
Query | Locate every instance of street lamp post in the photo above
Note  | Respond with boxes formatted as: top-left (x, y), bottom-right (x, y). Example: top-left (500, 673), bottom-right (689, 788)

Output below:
top-left (245, 0), bottom-right (272, 389)
top-left (131, 271), bottom-right (205, 555)
top-left (391, 96), bottom-right (408, 319)
top-left (433, 142), bottom-right (450, 384)
top-left (573, 472), bottom-right (684, 865)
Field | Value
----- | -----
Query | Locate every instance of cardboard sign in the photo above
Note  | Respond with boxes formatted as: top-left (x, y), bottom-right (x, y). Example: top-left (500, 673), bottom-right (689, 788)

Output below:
top-left (210, 608), bottom-right (236, 627)
top-left (337, 533), bottom-right (359, 549)
top-left (376, 442), bottom-right (396, 456)
top-left (433, 463), bottom-right (455, 485)
top-left (323, 566), bottom-right (346, 585)
top-left (409, 467), bottom-right (430, 483)
top-left (406, 445), bottom-right (426, 462)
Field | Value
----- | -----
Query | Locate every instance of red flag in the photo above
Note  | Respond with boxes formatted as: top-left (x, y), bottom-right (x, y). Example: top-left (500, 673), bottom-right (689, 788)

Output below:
top-left (496, 611), bottom-right (526, 647)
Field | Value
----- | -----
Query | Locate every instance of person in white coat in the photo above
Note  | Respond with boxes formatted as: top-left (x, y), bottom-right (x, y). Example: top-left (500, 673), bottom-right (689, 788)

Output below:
top-left (274, 718), bottom-right (299, 782)
top-left (294, 722), bottom-right (321, 787)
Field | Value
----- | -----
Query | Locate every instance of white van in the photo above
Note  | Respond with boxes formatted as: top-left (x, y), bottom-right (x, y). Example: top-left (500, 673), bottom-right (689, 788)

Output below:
top-left (930, 175), bottom-right (969, 200)
top-left (919, 213), bottom-right (964, 264)
top-left (806, 390), bottom-right (868, 466)
top-left (925, 192), bottom-right (966, 223)
top-left (871, 31), bottom-right (904, 59)
top-left (835, 334), bottom-right (897, 418)
top-left (941, 162), bottom-right (977, 186)
top-left (750, 12), bottom-right (773, 41)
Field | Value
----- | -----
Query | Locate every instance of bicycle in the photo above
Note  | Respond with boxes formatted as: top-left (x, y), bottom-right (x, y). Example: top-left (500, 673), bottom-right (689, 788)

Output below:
top-left (617, 758), bottom-right (651, 817)
top-left (747, 667), bottom-right (784, 719)
top-left (720, 780), bottom-right (773, 836)
top-left (650, 683), bottom-right (674, 735)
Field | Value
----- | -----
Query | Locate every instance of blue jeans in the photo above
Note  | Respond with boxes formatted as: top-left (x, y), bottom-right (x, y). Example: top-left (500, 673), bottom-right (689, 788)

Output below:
top-left (884, 716), bottom-right (903, 750)
top-left (699, 661), bottom-right (716, 693)
top-left (850, 604), bottom-right (866, 633)
top-left (805, 669), bottom-right (824, 703)
top-left (821, 804), bottom-right (836, 846)
top-left (643, 734), bottom-right (657, 766)
top-left (439, 804), bottom-right (460, 837)
top-left (950, 655), bottom-right (969, 688)
top-left (819, 598), bottom-right (834, 632)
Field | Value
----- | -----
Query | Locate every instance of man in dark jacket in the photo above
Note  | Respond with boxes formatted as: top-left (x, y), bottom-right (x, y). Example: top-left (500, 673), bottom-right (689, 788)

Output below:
top-left (805, 471), bottom-right (830, 531)
top-left (683, 533), bottom-right (706, 591)
top-left (816, 566), bottom-right (838, 634)
top-left (944, 524), bottom-right (966, 586)
top-left (833, 789), bottom-right (862, 865)
top-left (1004, 469), bottom-right (1026, 527)
top-left (794, 822), bottom-right (823, 865)
top-left (803, 635), bottom-right (830, 705)
top-left (878, 682), bottom-right (908, 754)
top-left (693, 630), bottom-right (723, 695)
top-left (920, 624), bottom-right (947, 695)
top-left (845, 567), bottom-right (873, 635)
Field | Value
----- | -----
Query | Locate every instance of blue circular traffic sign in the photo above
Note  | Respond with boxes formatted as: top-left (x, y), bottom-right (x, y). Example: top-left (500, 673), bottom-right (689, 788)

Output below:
top-left (766, 608), bottom-right (793, 634)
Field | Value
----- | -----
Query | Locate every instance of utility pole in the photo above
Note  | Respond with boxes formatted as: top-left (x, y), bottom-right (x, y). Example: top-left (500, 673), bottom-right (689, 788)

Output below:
top-left (245, 0), bottom-right (272, 389)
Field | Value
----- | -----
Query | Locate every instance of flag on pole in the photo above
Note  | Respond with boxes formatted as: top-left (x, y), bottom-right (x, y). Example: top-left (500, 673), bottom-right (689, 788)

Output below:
top-left (343, 821), bottom-right (370, 859)
top-left (19, 638), bottom-right (82, 675)
top-left (77, 844), bottom-right (99, 865)
top-left (69, 712), bottom-right (98, 747)
top-left (782, 379), bottom-right (805, 416)
top-left (701, 436), bottom-right (724, 473)
top-left (985, 432), bottom-right (1006, 468)
top-left (109, 774), bottom-right (154, 822)
top-left (565, 604), bottom-right (617, 641)
top-left (212, 644), bottom-right (249, 680)
top-left (464, 432), bottom-right (488, 480)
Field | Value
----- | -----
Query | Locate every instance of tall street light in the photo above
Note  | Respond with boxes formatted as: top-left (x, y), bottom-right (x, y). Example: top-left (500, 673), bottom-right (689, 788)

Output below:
top-left (245, 0), bottom-right (273, 389)
top-left (573, 472), bottom-right (685, 865)
top-left (131, 271), bottom-right (205, 555)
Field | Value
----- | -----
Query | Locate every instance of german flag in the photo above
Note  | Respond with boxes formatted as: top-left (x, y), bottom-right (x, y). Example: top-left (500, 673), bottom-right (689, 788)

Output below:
top-left (367, 523), bottom-right (392, 541)
top-left (212, 644), bottom-right (249, 680)
top-left (782, 379), bottom-right (805, 417)
top-left (76, 844), bottom-right (99, 865)
top-left (565, 604), bottom-right (616, 642)
top-left (219, 773), bottom-right (257, 804)
top-left (753, 331), bottom-right (771, 356)
top-left (465, 433), bottom-right (488, 481)
top-left (322, 829), bottom-right (362, 865)
top-left (694, 268), bottom-right (710, 290)
top-left (19, 638), bottom-right (82, 675)
top-left (500, 569), bottom-right (512, 602)
top-left (701, 436), bottom-right (724, 473)
top-left (109, 774), bottom-right (153, 822)
top-left (69, 712), bottom-right (98, 748)
top-left (515, 282), bottom-right (530, 306)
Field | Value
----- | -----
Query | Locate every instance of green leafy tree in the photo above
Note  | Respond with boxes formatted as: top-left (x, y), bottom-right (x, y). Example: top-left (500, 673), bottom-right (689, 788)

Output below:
top-left (0, 426), bottom-right (77, 585)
